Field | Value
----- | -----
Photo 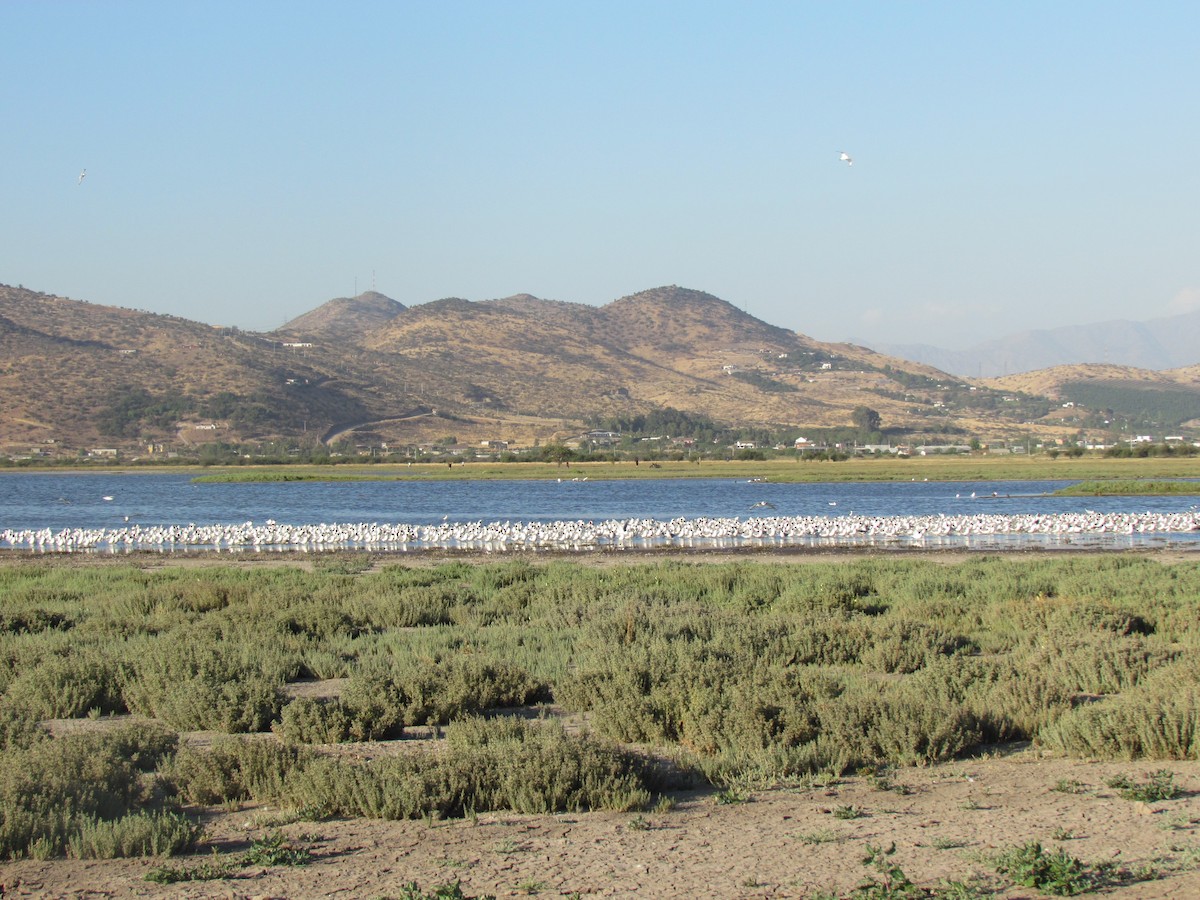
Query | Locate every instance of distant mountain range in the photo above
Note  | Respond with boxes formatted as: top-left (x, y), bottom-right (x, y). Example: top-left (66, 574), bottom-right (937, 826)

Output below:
top-left (3, 282), bottom-right (1198, 456)
top-left (864, 308), bottom-right (1200, 377)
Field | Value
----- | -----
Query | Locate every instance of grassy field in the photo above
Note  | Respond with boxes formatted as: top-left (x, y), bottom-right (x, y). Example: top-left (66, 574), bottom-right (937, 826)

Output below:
top-left (0, 552), bottom-right (1197, 866)
top-left (170, 454), bottom-right (1200, 483)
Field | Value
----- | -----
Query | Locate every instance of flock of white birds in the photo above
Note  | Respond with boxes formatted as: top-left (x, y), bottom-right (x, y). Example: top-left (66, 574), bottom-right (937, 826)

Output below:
top-left (4, 510), bottom-right (1200, 553)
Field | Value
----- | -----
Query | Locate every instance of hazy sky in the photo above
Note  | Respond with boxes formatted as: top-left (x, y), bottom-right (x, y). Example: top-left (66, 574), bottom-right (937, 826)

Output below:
top-left (4, 1), bottom-right (1198, 349)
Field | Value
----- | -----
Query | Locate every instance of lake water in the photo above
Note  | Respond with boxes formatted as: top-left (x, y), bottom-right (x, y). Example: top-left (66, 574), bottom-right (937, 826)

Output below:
top-left (1, 472), bottom-right (1197, 535)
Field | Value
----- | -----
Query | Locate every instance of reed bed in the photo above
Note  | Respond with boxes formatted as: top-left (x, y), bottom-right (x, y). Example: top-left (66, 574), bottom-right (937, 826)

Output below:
top-left (0, 554), bottom-right (1197, 859)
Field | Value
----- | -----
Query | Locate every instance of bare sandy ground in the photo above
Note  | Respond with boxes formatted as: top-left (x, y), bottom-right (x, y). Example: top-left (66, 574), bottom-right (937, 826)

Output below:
top-left (3, 751), bottom-right (1199, 899)
top-left (5, 544), bottom-right (1198, 574)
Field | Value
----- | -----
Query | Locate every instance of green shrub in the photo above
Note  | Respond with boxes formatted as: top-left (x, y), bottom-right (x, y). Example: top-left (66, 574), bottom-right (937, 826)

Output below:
top-left (66, 810), bottom-right (201, 859)
top-left (394, 655), bottom-right (546, 726)
top-left (1039, 663), bottom-right (1199, 759)
top-left (995, 841), bottom-right (1091, 895)
top-left (1030, 634), bottom-right (1177, 695)
top-left (817, 683), bottom-right (981, 767)
top-left (284, 717), bottom-right (651, 820)
top-left (862, 618), bottom-right (972, 674)
top-left (0, 701), bottom-right (44, 751)
top-left (274, 696), bottom-right (355, 744)
top-left (2, 648), bottom-right (124, 719)
top-left (242, 829), bottom-right (312, 866)
top-left (327, 654), bottom-right (546, 744)
top-left (0, 723), bottom-right (177, 859)
top-left (339, 666), bottom-right (407, 741)
top-left (397, 882), bottom-right (498, 900)
top-left (120, 639), bottom-right (287, 732)
top-left (168, 736), bottom-right (309, 806)
top-left (1106, 769), bottom-right (1183, 802)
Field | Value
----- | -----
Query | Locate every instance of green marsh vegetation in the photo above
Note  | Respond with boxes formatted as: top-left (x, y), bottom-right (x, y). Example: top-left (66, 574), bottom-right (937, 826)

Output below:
top-left (0, 554), bottom-right (1198, 861)
top-left (1053, 479), bottom-right (1200, 496)
top-left (160, 452), bottom-right (1200, 483)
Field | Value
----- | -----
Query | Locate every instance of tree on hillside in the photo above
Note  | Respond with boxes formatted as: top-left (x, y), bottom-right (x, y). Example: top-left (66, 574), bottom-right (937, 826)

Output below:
top-left (851, 406), bottom-right (882, 433)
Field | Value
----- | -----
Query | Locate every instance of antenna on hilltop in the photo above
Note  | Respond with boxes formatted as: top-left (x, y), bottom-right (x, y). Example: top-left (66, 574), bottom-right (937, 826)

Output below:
top-left (372, 269), bottom-right (376, 292)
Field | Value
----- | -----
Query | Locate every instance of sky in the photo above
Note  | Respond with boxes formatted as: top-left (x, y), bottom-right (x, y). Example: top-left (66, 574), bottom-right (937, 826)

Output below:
top-left (3, 1), bottom-right (1198, 349)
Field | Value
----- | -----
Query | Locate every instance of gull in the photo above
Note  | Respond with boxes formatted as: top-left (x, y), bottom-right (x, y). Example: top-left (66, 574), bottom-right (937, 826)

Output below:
top-left (78, 169), bottom-right (87, 185)
top-left (839, 152), bottom-right (852, 166)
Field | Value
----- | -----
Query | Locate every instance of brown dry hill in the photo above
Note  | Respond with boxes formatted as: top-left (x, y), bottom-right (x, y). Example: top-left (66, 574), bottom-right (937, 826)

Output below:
top-left (278, 290), bottom-right (407, 342)
top-left (983, 364), bottom-right (1199, 399)
top-left (986, 364), bottom-right (1200, 431)
top-left (0, 282), bottom-right (1088, 455)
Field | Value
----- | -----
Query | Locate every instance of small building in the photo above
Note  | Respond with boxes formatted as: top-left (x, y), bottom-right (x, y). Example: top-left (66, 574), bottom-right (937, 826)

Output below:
top-left (585, 431), bottom-right (621, 446)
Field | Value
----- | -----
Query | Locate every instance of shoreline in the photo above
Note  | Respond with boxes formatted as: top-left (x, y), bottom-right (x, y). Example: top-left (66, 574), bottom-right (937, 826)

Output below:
top-left (2, 543), bottom-right (1198, 570)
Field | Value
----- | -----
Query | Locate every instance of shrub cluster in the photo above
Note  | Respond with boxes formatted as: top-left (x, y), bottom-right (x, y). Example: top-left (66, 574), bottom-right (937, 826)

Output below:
top-left (276, 655), bottom-right (547, 744)
top-left (0, 721), bottom-right (192, 859)
top-left (1, 554), bottom-right (1198, 860)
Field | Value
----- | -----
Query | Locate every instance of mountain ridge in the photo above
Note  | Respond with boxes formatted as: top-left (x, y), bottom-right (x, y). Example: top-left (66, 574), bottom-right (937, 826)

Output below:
top-left (865, 308), bottom-right (1200, 376)
top-left (2, 282), bottom-right (1196, 456)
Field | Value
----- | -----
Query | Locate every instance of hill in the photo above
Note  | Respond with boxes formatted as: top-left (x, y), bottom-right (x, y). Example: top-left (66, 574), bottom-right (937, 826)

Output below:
top-left (277, 291), bottom-right (407, 341)
top-left (0, 282), bottom-right (1123, 459)
top-left (986, 364), bottom-right (1200, 434)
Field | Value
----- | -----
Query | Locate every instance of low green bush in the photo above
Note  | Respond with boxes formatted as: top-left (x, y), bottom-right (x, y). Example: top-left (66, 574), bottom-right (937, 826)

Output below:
top-left (1, 555), bottom-right (1198, 815)
top-left (1039, 662), bottom-right (1199, 759)
top-left (242, 829), bottom-right (312, 866)
top-left (817, 682), bottom-right (981, 767)
top-left (279, 654), bottom-right (547, 746)
top-left (167, 735), bottom-right (308, 806)
top-left (283, 717), bottom-right (651, 820)
top-left (0, 723), bottom-right (180, 859)
top-left (0, 702), bottom-right (44, 752)
top-left (338, 666), bottom-right (407, 741)
top-left (1, 648), bottom-right (125, 718)
top-left (66, 810), bottom-right (201, 859)
top-left (861, 618), bottom-right (973, 674)
top-left (274, 696), bottom-right (355, 744)
top-left (120, 639), bottom-right (288, 732)
top-left (1030, 634), bottom-right (1177, 696)
top-left (995, 841), bottom-right (1092, 895)
top-left (1106, 769), bottom-right (1183, 802)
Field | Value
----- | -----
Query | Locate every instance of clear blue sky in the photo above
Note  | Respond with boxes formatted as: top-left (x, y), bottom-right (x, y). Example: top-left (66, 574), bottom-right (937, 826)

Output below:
top-left (4, 1), bottom-right (1198, 349)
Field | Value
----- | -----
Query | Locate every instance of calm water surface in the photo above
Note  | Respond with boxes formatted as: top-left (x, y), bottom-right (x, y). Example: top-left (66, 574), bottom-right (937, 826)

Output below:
top-left (2, 472), bottom-right (1197, 532)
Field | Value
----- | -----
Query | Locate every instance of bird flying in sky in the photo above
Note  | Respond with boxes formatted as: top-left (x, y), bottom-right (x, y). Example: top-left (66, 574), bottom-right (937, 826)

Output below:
top-left (839, 152), bottom-right (852, 166)
top-left (78, 169), bottom-right (86, 185)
